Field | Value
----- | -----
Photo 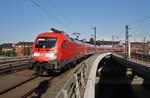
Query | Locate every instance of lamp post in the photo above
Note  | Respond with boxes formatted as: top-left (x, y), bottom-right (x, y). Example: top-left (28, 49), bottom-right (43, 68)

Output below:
top-left (125, 25), bottom-right (131, 59)
top-left (92, 26), bottom-right (96, 46)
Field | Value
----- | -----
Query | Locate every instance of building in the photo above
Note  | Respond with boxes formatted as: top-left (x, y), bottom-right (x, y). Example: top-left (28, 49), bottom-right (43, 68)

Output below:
top-left (96, 40), bottom-right (122, 48)
top-left (130, 42), bottom-right (150, 54)
top-left (15, 42), bottom-right (33, 56)
top-left (1, 43), bottom-right (15, 52)
top-left (130, 42), bottom-right (143, 52)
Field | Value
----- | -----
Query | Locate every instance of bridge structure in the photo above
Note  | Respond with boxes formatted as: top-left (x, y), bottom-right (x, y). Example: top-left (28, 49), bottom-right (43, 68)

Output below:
top-left (55, 51), bottom-right (150, 98)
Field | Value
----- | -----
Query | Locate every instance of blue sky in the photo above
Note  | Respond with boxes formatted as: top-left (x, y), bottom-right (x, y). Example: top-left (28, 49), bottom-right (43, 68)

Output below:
top-left (0, 0), bottom-right (150, 44)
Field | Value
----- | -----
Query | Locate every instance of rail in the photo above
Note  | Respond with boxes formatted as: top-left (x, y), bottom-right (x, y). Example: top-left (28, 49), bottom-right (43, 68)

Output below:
top-left (55, 52), bottom-right (111, 98)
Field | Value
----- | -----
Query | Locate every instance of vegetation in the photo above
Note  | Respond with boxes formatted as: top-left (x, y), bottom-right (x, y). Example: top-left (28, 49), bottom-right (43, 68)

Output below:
top-left (89, 37), bottom-right (94, 45)
top-left (0, 45), bottom-right (2, 55)
top-left (0, 47), bottom-right (17, 57)
top-left (22, 47), bottom-right (31, 56)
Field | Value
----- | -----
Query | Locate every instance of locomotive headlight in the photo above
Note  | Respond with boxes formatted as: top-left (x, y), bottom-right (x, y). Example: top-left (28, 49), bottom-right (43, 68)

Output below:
top-left (46, 53), bottom-right (57, 60)
top-left (33, 52), bottom-right (40, 57)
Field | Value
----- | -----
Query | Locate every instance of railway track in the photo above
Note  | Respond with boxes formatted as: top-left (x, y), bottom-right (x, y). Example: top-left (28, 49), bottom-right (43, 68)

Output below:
top-left (21, 77), bottom-right (55, 98)
top-left (0, 76), bottom-right (55, 98)
top-left (0, 61), bottom-right (27, 75)
top-left (0, 75), bottom-right (38, 95)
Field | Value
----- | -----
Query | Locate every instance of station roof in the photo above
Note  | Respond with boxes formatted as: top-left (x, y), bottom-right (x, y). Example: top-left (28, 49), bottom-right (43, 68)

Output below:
top-left (1, 43), bottom-right (13, 49)
top-left (96, 40), bottom-right (120, 46)
top-left (15, 42), bottom-right (33, 46)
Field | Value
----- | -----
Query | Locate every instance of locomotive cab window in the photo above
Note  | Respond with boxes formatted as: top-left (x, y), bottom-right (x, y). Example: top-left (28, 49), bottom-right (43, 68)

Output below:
top-left (36, 37), bottom-right (57, 49)
top-left (62, 40), bottom-right (66, 49)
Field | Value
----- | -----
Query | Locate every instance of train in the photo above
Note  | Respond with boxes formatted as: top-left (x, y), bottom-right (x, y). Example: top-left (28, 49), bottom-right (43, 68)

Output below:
top-left (27, 28), bottom-right (123, 75)
top-left (27, 28), bottom-right (97, 75)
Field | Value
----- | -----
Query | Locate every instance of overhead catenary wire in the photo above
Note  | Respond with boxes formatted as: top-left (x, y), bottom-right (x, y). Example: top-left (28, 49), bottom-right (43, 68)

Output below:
top-left (116, 15), bottom-right (150, 42)
top-left (128, 15), bottom-right (150, 40)
top-left (47, 0), bottom-right (80, 31)
top-left (125, 16), bottom-right (150, 39)
top-left (128, 15), bottom-right (150, 26)
top-left (30, 0), bottom-right (75, 32)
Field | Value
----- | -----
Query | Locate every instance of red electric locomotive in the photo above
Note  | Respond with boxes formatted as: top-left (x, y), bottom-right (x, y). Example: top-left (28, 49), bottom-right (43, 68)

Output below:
top-left (27, 28), bottom-right (95, 75)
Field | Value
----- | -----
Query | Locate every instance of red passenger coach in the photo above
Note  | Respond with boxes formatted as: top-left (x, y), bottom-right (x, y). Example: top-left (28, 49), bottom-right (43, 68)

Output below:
top-left (27, 28), bottom-right (95, 75)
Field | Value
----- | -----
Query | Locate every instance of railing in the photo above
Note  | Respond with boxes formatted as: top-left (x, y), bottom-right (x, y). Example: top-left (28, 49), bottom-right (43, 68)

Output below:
top-left (55, 52), bottom-right (111, 98)
top-left (114, 52), bottom-right (150, 66)
top-left (0, 56), bottom-right (30, 64)
top-left (131, 53), bottom-right (150, 66)
top-left (111, 53), bottom-right (150, 79)
top-left (55, 62), bottom-right (88, 98)
top-left (83, 53), bottom-right (111, 98)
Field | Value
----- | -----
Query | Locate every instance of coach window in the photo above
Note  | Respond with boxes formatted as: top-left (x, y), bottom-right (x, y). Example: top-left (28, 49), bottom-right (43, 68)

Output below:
top-left (62, 40), bottom-right (66, 49)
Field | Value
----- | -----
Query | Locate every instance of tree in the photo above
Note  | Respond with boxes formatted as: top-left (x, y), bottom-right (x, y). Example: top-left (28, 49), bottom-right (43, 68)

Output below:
top-left (89, 37), bottom-right (94, 45)
top-left (0, 45), bottom-right (2, 55)
top-left (22, 47), bottom-right (31, 56)
top-left (26, 47), bottom-right (31, 56)
top-left (12, 48), bottom-right (17, 56)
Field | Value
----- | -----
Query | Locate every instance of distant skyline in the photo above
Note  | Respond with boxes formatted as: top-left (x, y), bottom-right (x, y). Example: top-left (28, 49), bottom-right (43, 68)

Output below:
top-left (0, 0), bottom-right (150, 44)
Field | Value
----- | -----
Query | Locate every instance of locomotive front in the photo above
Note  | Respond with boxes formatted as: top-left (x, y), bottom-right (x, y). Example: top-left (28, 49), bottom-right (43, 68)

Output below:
top-left (27, 31), bottom-right (67, 75)
top-left (32, 37), bottom-right (58, 62)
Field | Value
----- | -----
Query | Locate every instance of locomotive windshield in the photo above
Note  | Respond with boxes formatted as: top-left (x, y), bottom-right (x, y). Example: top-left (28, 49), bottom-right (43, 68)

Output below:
top-left (35, 37), bottom-right (57, 49)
